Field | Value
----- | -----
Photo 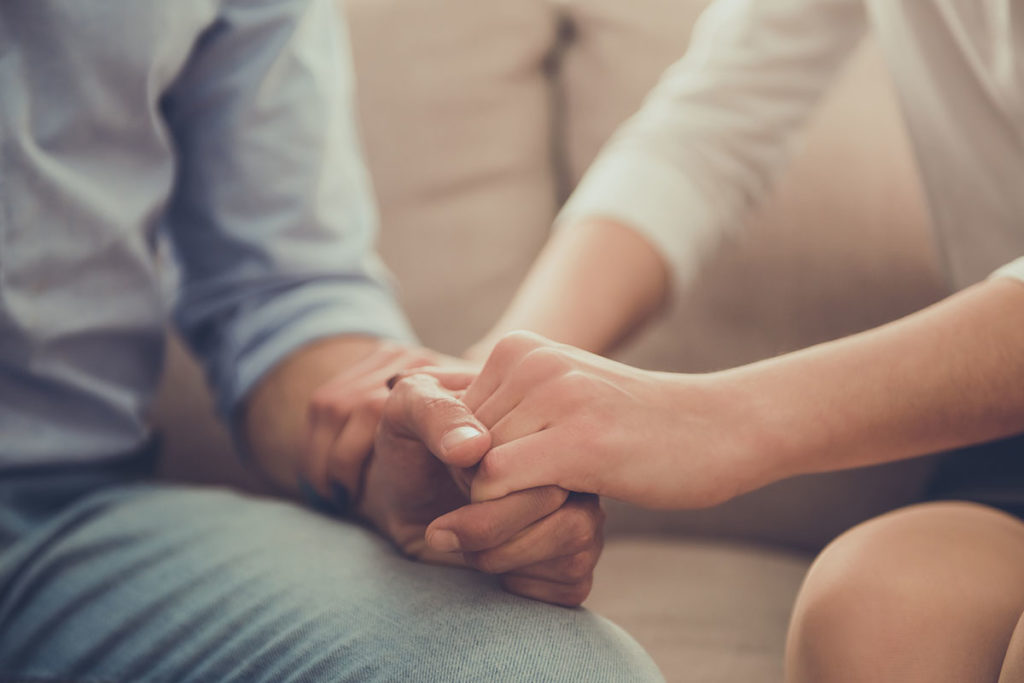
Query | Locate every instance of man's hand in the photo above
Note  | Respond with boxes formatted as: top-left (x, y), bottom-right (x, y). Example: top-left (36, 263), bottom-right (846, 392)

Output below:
top-left (302, 342), bottom-right (443, 506)
top-left (292, 343), bottom-right (605, 606)
top-left (364, 373), bottom-right (604, 606)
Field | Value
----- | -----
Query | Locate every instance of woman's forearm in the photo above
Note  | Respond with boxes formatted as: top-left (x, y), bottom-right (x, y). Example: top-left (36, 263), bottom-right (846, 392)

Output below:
top-left (731, 277), bottom-right (1024, 489)
top-left (466, 219), bottom-right (670, 360)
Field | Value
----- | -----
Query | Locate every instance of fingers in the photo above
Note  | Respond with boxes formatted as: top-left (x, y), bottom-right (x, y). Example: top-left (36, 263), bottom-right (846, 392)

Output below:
top-left (324, 390), bottom-right (386, 505)
top-left (306, 343), bottom-right (443, 496)
top-left (384, 373), bottom-right (490, 468)
top-left (487, 400), bottom-right (550, 450)
top-left (459, 494), bottom-right (604, 574)
top-left (306, 408), bottom-right (341, 497)
top-left (424, 485), bottom-right (568, 553)
top-left (500, 574), bottom-right (593, 608)
top-left (427, 491), bottom-right (604, 607)
top-left (358, 411), bottom-right (471, 547)
top-left (497, 494), bottom-right (605, 607)
top-left (313, 343), bottom-right (431, 412)
top-left (389, 366), bottom-right (479, 393)
top-left (470, 431), bottom-right (566, 502)
top-left (472, 347), bottom-right (569, 429)
top-left (462, 331), bottom-right (551, 412)
top-left (505, 548), bottom-right (601, 584)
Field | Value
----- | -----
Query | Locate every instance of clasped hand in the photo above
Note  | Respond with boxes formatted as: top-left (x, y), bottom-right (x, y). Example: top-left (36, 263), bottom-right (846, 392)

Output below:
top-left (413, 331), bottom-right (755, 511)
top-left (306, 332), bottom-right (756, 607)
top-left (305, 343), bottom-right (603, 607)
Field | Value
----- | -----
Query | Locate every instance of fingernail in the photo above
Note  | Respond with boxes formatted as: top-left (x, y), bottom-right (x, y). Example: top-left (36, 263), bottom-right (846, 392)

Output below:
top-left (429, 529), bottom-right (461, 553)
top-left (441, 426), bottom-right (483, 454)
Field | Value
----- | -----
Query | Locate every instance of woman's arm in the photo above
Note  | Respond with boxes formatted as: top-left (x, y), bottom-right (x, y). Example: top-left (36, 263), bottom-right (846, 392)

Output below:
top-left (734, 276), bottom-right (1024, 487)
top-left (468, 0), bottom-right (867, 358)
top-left (465, 219), bottom-right (669, 359)
top-left (453, 277), bottom-right (1024, 510)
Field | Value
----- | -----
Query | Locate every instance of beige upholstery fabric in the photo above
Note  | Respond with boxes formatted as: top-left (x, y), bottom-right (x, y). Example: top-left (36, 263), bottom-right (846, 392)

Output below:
top-left (346, 0), bottom-right (561, 355)
top-left (589, 538), bottom-right (811, 683)
top-left (554, 0), bottom-right (712, 187)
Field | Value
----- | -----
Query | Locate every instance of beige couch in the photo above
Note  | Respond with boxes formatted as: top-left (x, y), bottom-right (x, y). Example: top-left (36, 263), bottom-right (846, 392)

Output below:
top-left (153, 1), bottom-right (951, 680)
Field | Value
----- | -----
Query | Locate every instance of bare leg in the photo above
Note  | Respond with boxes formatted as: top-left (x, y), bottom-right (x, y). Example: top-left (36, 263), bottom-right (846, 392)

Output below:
top-left (999, 611), bottom-right (1024, 683)
top-left (786, 501), bottom-right (1024, 683)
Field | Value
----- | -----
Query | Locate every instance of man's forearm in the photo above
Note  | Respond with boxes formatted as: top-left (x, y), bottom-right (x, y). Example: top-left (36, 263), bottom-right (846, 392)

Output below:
top-left (727, 277), bottom-right (1024, 492)
top-left (241, 335), bottom-right (385, 496)
top-left (466, 219), bottom-right (669, 360)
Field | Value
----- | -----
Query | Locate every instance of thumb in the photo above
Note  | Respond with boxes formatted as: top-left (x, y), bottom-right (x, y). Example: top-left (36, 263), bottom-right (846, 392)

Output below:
top-left (384, 372), bottom-right (491, 468)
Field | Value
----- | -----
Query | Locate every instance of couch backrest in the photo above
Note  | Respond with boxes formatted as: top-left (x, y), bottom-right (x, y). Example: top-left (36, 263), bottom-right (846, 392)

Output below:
top-left (155, 0), bottom-right (949, 550)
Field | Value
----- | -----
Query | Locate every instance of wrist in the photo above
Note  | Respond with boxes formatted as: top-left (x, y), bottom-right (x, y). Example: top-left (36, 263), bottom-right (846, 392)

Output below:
top-left (660, 369), bottom-right (797, 503)
top-left (709, 366), bottom-right (809, 494)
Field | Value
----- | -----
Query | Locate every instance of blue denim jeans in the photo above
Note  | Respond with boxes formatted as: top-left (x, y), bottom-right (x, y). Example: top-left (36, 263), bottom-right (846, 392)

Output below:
top-left (0, 458), bottom-right (661, 682)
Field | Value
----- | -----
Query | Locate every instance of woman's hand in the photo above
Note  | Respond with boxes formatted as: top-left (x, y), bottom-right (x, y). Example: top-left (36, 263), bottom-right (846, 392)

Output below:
top-left (457, 331), bottom-right (766, 510)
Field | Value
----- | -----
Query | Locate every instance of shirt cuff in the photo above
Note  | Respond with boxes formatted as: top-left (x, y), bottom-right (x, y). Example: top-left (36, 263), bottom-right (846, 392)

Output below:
top-left (218, 278), bottom-right (417, 418)
top-left (555, 147), bottom-right (719, 295)
top-left (991, 257), bottom-right (1024, 283)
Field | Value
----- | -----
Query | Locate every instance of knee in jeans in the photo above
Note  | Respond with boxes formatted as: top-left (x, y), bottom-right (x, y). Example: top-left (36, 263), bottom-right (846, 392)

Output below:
top-left (438, 605), bottom-right (661, 681)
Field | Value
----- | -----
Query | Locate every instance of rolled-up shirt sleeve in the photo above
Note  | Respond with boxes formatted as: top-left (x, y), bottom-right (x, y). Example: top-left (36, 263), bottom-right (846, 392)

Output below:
top-left (161, 0), bottom-right (414, 417)
top-left (992, 258), bottom-right (1024, 283)
top-left (557, 0), bottom-right (867, 293)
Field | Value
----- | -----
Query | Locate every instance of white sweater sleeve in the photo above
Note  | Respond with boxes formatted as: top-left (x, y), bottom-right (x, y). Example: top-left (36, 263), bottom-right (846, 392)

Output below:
top-left (557, 0), bottom-right (867, 292)
top-left (991, 258), bottom-right (1024, 283)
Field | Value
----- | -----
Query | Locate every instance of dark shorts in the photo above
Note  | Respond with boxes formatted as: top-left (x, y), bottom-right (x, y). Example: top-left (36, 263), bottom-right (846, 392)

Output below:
top-left (926, 433), bottom-right (1024, 520)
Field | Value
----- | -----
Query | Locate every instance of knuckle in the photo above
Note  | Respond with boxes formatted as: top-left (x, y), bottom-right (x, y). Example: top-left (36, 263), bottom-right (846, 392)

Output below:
top-left (389, 375), bottom-right (465, 427)
top-left (390, 372), bottom-right (436, 398)
top-left (364, 389), bottom-right (389, 417)
top-left (557, 370), bottom-right (594, 400)
top-left (309, 387), bottom-right (331, 411)
top-left (492, 331), bottom-right (545, 361)
top-left (476, 449), bottom-right (506, 482)
top-left (461, 514), bottom-right (499, 547)
top-left (576, 493), bottom-right (606, 524)
top-left (535, 485), bottom-right (569, 514)
top-left (468, 550), bottom-right (504, 575)
top-left (562, 552), bottom-right (596, 582)
top-left (536, 370), bottom-right (589, 407)
top-left (373, 420), bottom-right (398, 449)
top-left (521, 346), bottom-right (571, 377)
top-left (563, 578), bottom-right (593, 606)
top-left (309, 389), bottom-right (340, 417)
top-left (317, 395), bottom-right (354, 421)
top-left (418, 393), bottom-right (461, 415)
top-left (380, 387), bottom-right (407, 426)
top-left (406, 350), bottom-right (441, 368)
top-left (565, 507), bottom-right (597, 550)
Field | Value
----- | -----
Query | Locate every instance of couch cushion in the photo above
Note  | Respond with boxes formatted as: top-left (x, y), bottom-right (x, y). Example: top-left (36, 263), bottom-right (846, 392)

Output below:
top-left (346, 0), bottom-right (561, 355)
top-left (589, 537), bottom-right (811, 683)
top-left (553, 0), bottom-right (711, 185)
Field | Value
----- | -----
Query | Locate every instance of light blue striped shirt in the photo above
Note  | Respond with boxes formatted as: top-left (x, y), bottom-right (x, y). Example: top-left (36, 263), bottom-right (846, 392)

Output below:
top-left (0, 0), bottom-right (414, 467)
